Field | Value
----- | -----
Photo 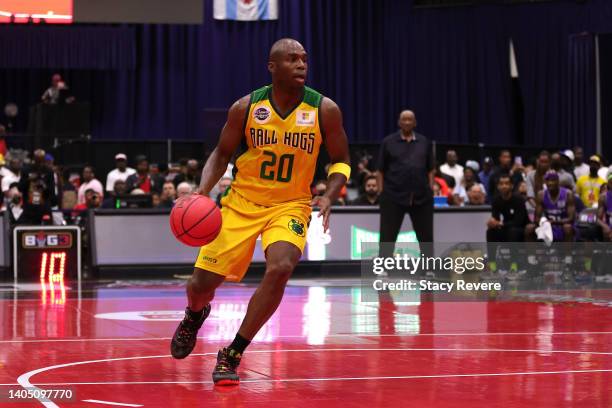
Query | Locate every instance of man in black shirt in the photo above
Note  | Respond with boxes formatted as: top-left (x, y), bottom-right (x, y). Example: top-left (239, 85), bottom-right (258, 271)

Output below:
top-left (376, 110), bottom-right (434, 259)
top-left (486, 174), bottom-right (528, 276)
top-left (351, 174), bottom-right (379, 205)
top-left (18, 149), bottom-right (56, 224)
top-left (487, 150), bottom-right (523, 201)
top-left (487, 174), bottom-right (528, 242)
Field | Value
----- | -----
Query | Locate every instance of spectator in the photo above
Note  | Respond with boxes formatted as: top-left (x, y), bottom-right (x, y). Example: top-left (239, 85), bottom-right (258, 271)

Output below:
top-left (105, 153), bottom-right (136, 193)
top-left (550, 152), bottom-right (575, 191)
top-left (576, 155), bottom-right (606, 208)
top-left (176, 182), bottom-right (193, 198)
top-left (73, 189), bottom-right (101, 213)
top-left (526, 151), bottom-right (551, 208)
top-left (597, 156), bottom-right (609, 181)
top-left (377, 110), bottom-right (435, 262)
top-left (435, 165), bottom-right (455, 191)
top-left (432, 181), bottom-right (443, 197)
top-left (526, 171), bottom-right (575, 242)
top-left (312, 179), bottom-right (344, 205)
top-left (597, 173), bottom-right (612, 241)
top-left (18, 149), bottom-right (56, 224)
top-left (487, 174), bottom-right (529, 242)
top-left (440, 150), bottom-right (463, 188)
top-left (126, 156), bottom-right (164, 194)
top-left (433, 172), bottom-right (451, 197)
top-left (452, 167), bottom-right (486, 206)
top-left (573, 146), bottom-right (589, 179)
top-left (77, 166), bottom-right (104, 205)
top-left (488, 150), bottom-right (522, 201)
top-left (465, 160), bottom-right (480, 173)
top-left (466, 184), bottom-right (486, 206)
top-left (215, 177), bottom-right (232, 206)
top-left (166, 162), bottom-right (181, 183)
top-left (559, 176), bottom-right (585, 213)
top-left (560, 149), bottom-right (576, 179)
top-left (159, 181), bottom-right (177, 208)
top-left (350, 174), bottom-right (380, 205)
top-left (208, 163), bottom-right (235, 200)
top-left (354, 150), bottom-right (375, 193)
top-left (173, 159), bottom-right (201, 189)
top-left (0, 125), bottom-right (7, 157)
top-left (5, 185), bottom-right (26, 225)
top-left (479, 156), bottom-right (493, 192)
top-left (41, 73), bottom-right (74, 104)
top-left (1, 157), bottom-right (22, 197)
top-left (101, 179), bottom-right (128, 209)
top-left (486, 174), bottom-right (529, 276)
top-left (151, 192), bottom-right (162, 208)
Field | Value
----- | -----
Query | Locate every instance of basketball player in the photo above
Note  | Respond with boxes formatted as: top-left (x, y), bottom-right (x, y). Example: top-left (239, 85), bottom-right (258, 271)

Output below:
top-left (597, 174), bottom-right (612, 241)
top-left (170, 38), bottom-right (351, 385)
top-left (525, 170), bottom-right (575, 242)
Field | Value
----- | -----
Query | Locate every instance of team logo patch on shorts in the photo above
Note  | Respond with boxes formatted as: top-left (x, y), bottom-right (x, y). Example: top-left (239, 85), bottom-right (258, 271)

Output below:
top-left (253, 106), bottom-right (271, 124)
top-left (288, 218), bottom-right (306, 237)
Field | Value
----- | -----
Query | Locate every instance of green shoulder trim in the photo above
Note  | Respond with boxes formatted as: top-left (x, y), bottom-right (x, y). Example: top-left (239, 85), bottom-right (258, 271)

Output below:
top-left (303, 86), bottom-right (323, 108)
top-left (251, 85), bottom-right (271, 104)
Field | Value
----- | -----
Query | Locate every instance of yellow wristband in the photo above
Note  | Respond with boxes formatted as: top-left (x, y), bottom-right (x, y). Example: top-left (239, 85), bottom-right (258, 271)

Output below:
top-left (327, 162), bottom-right (351, 180)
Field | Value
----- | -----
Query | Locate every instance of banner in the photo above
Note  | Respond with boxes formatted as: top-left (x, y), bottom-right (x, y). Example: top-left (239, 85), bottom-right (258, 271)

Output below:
top-left (213, 0), bottom-right (278, 21)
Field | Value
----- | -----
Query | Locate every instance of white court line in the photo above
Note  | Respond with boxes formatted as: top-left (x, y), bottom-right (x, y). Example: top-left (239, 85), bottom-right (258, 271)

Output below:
top-left (11, 368), bottom-right (612, 387)
top-left (82, 399), bottom-right (142, 407)
top-left (3, 331), bottom-right (612, 344)
top-left (16, 348), bottom-right (612, 407)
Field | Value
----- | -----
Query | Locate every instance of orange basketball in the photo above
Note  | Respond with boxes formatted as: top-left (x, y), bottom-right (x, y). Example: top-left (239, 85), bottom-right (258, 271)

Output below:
top-left (170, 195), bottom-right (222, 247)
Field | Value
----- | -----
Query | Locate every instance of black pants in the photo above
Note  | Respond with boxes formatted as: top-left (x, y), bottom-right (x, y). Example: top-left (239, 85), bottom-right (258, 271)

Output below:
top-left (486, 226), bottom-right (524, 243)
top-left (486, 226), bottom-right (525, 269)
top-left (379, 194), bottom-right (433, 258)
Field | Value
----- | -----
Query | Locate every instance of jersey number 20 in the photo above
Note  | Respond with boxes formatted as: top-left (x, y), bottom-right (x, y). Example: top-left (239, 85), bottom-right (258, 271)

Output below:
top-left (260, 151), bottom-right (294, 182)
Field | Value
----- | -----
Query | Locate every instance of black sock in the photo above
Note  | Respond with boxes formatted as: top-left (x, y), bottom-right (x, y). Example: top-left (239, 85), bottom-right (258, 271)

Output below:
top-left (228, 333), bottom-right (251, 354)
top-left (186, 307), bottom-right (204, 321)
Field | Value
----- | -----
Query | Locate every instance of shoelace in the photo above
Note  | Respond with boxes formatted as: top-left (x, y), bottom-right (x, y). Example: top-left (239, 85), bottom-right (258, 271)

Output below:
top-left (216, 352), bottom-right (239, 372)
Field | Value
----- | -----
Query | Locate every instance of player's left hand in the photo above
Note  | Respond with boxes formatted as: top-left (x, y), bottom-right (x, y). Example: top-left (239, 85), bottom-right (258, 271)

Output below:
top-left (311, 195), bottom-right (332, 232)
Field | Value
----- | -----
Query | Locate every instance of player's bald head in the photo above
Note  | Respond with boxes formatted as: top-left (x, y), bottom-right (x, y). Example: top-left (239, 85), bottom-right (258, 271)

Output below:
top-left (269, 38), bottom-right (305, 61)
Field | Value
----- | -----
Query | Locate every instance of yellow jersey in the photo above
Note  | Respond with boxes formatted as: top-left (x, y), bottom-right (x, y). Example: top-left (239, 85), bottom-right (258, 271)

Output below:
top-left (576, 174), bottom-right (605, 207)
top-left (230, 85), bottom-right (324, 206)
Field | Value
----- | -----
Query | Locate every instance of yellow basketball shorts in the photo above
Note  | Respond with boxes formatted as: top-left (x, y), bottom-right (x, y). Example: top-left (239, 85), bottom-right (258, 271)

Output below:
top-left (194, 189), bottom-right (311, 282)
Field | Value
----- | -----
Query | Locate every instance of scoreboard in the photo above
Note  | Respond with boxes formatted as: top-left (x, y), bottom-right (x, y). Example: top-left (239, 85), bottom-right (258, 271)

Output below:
top-left (0, 1), bottom-right (73, 24)
top-left (0, 0), bottom-right (203, 24)
top-left (13, 226), bottom-right (81, 286)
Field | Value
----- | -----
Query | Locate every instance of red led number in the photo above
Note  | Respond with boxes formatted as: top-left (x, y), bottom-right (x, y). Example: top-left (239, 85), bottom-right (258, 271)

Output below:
top-left (39, 251), bottom-right (67, 282)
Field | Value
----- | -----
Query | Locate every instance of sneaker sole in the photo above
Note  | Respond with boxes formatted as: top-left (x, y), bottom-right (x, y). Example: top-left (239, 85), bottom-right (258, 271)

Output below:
top-left (214, 379), bottom-right (240, 386)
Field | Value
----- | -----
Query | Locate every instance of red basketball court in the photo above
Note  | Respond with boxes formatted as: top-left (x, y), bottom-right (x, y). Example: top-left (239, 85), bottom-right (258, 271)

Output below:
top-left (1, 280), bottom-right (611, 407)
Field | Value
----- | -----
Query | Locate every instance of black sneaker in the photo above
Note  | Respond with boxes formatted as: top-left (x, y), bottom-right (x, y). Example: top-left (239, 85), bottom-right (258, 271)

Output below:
top-left (212, 347), bottom-right (242, 386)
top-left (170, 305), bottom-right (211, 359)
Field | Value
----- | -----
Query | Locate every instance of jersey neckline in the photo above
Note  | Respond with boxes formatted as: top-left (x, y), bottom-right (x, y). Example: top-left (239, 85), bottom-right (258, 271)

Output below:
top-left (267, 86), bottom-right (305, 120)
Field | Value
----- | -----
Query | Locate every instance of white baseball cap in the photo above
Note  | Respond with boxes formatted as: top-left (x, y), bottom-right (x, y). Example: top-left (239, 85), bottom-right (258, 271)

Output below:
top-left (561, 149), bottom-right (575, 161)
top-left (115, 153), bottom-right (127, 161)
